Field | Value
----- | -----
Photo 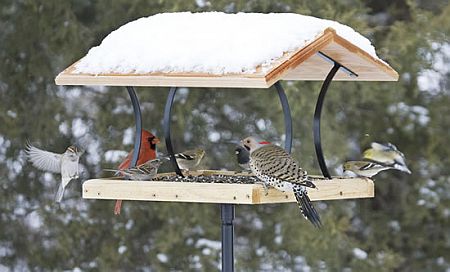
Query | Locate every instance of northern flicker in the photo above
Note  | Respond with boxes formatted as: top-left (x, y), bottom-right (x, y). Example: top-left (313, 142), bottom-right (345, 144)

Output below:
top-left (242, 136), bottom-right (321, 228)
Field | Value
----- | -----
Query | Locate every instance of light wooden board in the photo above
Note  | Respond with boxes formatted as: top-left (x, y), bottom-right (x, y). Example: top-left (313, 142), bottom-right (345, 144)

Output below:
top-left (82, 177), bottom-right (374, 204)
top-left (55, 28), bottom-right (398, 88)
top-left (55, 63), bottom-right (270, 88)
top-left (281, 35), bottom-right (398, 81)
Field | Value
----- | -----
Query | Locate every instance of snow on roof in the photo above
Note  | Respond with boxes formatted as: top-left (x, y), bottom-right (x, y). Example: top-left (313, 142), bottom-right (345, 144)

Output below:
top-left (74, 12), bottom-right (381, 75)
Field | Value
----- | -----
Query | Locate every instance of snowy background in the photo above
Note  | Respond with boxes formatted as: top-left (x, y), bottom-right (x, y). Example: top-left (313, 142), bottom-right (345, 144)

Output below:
top-left (0, 1), bottom-right (449, 271)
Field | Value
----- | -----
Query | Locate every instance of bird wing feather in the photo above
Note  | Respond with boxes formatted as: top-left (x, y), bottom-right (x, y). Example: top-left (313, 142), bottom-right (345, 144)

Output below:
top-left (252, 145), bottom-right (314, 187)
top-left (371, 142), bottom-right (391, 151)
top-left (25, 144), bottom-right (62, 173)
top-left (175, 153), bottom-right (195, 160)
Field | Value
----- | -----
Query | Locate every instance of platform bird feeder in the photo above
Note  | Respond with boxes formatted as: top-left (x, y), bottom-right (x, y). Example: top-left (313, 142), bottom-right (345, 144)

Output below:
top-left (55, 12), bottom-right (398, 271)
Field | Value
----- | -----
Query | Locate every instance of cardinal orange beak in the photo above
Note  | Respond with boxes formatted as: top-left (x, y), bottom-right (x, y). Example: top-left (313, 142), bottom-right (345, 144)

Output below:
top-left (152, 137), bottom-right (160, 145)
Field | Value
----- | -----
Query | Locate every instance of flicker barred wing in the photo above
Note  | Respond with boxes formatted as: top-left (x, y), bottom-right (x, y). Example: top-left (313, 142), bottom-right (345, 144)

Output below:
top-left (251, 145), bottom-right (316, 188)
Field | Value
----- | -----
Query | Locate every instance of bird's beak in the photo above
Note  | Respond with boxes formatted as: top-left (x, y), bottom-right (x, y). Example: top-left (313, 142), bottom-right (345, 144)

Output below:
top-left (152, 137), bottom-right (160, 145)
top-left (241, 140), bottom-right (251, 151)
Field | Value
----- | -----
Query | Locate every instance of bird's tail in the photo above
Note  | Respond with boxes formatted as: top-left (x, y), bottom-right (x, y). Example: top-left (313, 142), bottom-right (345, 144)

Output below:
top-left (55, 183), bottom-right (65, 203)
top-left (114, 200), bottom-right (122, 215)
top-left (293, 184), bottom-right (322, 228)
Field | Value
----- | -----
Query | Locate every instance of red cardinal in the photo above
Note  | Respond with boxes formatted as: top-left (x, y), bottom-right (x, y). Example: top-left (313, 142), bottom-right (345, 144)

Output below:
top-left (114, 130), bottom-right (159, 215)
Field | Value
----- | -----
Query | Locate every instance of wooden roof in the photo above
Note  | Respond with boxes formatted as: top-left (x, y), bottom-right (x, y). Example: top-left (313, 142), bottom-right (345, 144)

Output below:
top-left (55, 28), bottom-right (398, 88)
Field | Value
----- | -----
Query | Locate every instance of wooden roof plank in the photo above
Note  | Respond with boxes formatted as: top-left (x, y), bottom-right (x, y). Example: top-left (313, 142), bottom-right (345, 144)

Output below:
top-left (55, 28), bottom-right (398, 88)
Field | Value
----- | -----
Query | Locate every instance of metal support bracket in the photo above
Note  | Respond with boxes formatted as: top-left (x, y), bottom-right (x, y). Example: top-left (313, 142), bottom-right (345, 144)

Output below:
top-left (163, 87), bottom-right (184, 176)
top-left (161, 84), bottom-right (294, 272)
top-left (313, 52), bottom-right (358, 178)
top-left (126, 86), bottom-right (142, 167)
top-left (274, 81), bottom-right (293, 154)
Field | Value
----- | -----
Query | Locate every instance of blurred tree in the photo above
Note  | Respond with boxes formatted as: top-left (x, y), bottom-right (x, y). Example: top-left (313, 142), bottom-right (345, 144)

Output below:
top-left (0, 0), bottom-right (449, 271)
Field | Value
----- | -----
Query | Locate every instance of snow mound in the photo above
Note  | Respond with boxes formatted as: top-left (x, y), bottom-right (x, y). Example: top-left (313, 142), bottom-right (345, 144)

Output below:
top-left (75, 12), bottom-right (379, 75)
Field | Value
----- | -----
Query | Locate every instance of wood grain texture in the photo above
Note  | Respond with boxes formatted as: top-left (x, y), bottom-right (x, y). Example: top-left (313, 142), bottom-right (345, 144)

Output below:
top-left (82, 176), bottom-right (374, 204)
top-left (282, 32), bottom-right (399, 81)
top-left (55, 28), bottom-right (398, 88)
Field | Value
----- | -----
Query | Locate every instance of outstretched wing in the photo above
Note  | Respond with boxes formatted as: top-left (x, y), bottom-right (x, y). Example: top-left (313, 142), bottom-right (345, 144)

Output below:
top-left (25, 143), bottom-right (61, 173)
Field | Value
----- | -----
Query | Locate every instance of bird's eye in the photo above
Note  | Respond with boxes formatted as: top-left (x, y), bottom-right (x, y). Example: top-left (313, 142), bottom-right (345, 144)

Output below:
top-left (246, 140), bottom-right (250, 143)
top-left (235, 151), bottom-right (239, 154)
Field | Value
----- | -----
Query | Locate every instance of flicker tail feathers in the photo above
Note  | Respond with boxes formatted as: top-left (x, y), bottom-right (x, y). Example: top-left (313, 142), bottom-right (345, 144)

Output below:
top-left (300, 179), bottom-right (317, 189)
top-left (293, 185), bottom-right (322, 228)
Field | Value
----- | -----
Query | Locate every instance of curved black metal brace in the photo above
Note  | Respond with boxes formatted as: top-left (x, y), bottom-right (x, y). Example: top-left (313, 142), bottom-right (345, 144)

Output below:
top-left (126, 86), bottom-right (142, 167)
top-left (274, 81), bottom-right (293, 154)
top-left (313, 64), bottom-right (340, 179)
top-left (163, 87), bottom-right (184, 177)
top-left (313, 51), bottom-right (358, 179)
top-left (161, 84), bottom-right (294, 272)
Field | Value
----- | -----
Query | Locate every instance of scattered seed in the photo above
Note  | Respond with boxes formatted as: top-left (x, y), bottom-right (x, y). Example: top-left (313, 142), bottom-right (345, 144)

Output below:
top-left (156, 174), bottom-right (260, 184)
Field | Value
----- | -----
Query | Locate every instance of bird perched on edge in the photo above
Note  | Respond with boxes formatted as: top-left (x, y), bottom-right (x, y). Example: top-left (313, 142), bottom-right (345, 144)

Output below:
top-left (173, 148), bottom-right (205, 173)
top-left (343, 161), bottom-right (394, 178)
top-left (114, 130), bottom-right (160, 215)
top-left (104, 158), bottom-right (166, 181)
top-left (241, 136), bottom-right (321, 228)
top-left (25, 143), bottom-right (83, 203)
top-left (363, 142), bottom-right (411, 174)
top-left (234, 146), bottom-right (250, 171)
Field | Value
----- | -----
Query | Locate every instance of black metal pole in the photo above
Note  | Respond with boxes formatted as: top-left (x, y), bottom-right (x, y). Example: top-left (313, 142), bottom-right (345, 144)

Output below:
top-left (221, 204), bottom-right (235, 272)
top-left (274, 81), bottom-right (293, 154)
top-left (163, 87), bottom-right (184, 176)
top-left (126, 86), bottom-right (142, 167)
top-left (313, 63), bottom-right (341, 179)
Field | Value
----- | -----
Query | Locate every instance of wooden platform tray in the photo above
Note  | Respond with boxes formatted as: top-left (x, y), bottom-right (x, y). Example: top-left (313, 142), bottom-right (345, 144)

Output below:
top-left (82, 171), bottom-right (374, 204)
top-left (56, 28), bottom-right (398, 88)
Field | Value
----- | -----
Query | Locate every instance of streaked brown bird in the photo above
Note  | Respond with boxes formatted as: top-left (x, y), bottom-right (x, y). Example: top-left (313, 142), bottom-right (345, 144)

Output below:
top-left (242, 136), bottom-right (321, 228)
